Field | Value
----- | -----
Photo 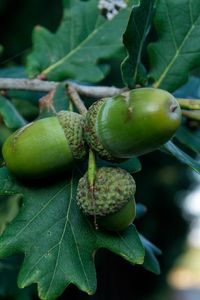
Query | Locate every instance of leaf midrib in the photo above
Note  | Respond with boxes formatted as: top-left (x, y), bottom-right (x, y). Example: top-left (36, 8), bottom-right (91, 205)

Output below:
top-left (153, 0), bottom-right (200, 88)
top-left (133, 1), bottom-right (153, 80)
top-left (42, 16), bottom-right (107, 76)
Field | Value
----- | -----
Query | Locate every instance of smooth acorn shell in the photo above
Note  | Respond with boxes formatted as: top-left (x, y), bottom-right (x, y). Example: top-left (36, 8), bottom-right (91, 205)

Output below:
top-left (2, 112), bottom-right (86, 179)
top-left (97, 198), bottom-right (136, 231)
top-left (85, 88), bottom-right (182, 159)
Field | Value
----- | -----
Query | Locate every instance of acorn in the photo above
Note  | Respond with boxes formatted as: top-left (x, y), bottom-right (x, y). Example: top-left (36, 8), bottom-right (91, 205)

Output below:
top-left (76, 167), bottom-right (136, 231)
top-left (84, 88), bottom-right (182, 160)
top-left (2, 111), bottom-right (87, 179)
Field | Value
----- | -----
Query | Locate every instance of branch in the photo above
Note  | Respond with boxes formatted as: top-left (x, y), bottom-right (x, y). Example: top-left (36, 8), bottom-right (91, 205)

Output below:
top-left (67, 84), bottom-right (87, 116)
top-left (0, 78), bottom-right (124, 98)
top-left (177, 98), bottom-right (200, 110)
top-left (182, 110), bottom-right (200, 121)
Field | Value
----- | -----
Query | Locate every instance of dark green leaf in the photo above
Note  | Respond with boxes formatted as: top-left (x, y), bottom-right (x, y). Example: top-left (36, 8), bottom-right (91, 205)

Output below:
top-left (121, 0), bottom-right (154, 88)
top-left (174, 126), bottom-right (200, 155)
top-left (0, 168), bottom-right (144, 300)
top-left (0, 95), bottom-right (27, 130)
top-left (39, 83), bottom-right (70, 119)
top-left (0, 67), bottom-right (26, 78)
top-left (140, 235), bottom-right (161, 275)
top-left (0, 256), bottom-right (34, 300)
top-left (148, 0), bottom-right (200, 92)
top-left (174, 76), bottom-right (200, 99)
top-left (0, 67), bottom-right (43, 104)
top-left (26, 0), bottom-right (135, 83)
top-left (162, 141), bottom-right (200, 174)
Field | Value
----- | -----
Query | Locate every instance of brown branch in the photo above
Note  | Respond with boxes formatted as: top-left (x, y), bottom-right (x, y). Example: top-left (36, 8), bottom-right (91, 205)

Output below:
top-left (0, 78), bottom-right (124, 98)
top-left (67, 84), bottom-right (87, 116)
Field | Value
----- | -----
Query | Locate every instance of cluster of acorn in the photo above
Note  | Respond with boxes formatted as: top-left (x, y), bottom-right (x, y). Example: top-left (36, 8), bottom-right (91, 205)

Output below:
top-left (2, 88), bottom-right (182, 231)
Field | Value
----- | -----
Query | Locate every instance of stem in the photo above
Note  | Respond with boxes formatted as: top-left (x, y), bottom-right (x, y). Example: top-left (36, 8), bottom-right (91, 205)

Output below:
top-left (182, 110), bottom-right (200, 121)
top-left (0, 77), bottom-right (123, 98)
top-left (88, 150), bottom-right (98, 230)
top-left (88, 150), bottom-right (97, 187)
top-left (66, 84), bottom-right (98, 229)
top-left (67, 84), bottom-right (87, 116)
top-left (177, 98), bottom-right (200, 110)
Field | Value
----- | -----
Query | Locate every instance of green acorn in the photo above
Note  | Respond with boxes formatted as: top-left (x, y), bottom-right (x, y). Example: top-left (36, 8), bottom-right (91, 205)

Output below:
top-left (2, 111), bottom-right (87, 179)
top-left (84, 88), bottom-right (182, 160)
top-left (76, 167), bottom-right (136, 231)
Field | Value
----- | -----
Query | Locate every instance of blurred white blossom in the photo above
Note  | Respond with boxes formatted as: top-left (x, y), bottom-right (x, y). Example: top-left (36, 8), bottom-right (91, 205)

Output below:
top-left (98, 0), bottom-right (127, 20)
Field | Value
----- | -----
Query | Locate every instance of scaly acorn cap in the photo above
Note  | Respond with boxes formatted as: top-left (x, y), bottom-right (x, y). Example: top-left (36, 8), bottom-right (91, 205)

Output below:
top-left (76, 167), bottom-right (136, 217)
top-left (84, 99), bottom-right (115, 161)
top-left (58, 111), bottom-right (87, 160)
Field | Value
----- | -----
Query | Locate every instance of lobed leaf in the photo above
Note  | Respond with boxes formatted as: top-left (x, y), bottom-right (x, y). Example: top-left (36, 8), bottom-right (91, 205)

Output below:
top-left (148, 0), bottom-right (200, 92)
top-left (27, 0), bottom-right (135, 83)
top-left (0, 168), bottom-right (144, 300)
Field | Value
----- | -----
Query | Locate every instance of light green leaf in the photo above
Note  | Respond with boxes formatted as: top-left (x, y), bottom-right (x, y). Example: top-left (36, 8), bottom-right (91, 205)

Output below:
top-left (0, 168), bottom-right (144, 300)
top-left (148, 0), bottom-right (200, 92)
top-left (121, 0), bottom-right (154, 88)
top-left (0, 95), bottom-right (27, 130)
top-left (26, 0), bottom-right (134, 83)
top-left (0, 195), bottom-right (20, 235)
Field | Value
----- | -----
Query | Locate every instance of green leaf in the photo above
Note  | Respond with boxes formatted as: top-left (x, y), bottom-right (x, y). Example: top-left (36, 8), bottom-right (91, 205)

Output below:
top-left (0, 95), bottom-right (27, 130)
top-left (174, 126), bottom-right (200, 155)
top-left (121, 0), bottom-right (154, 88)
top-left (140, 235), bottom-right (161, 275)
top-left (26, 0), bottom-right (134, 83)
top-left (0, 67), bottom-right (42, 104)
top-left (162, 141), bottom-right (200, 174)
top-left (39, 83), bottom-right (70, 119)
top-left (148, 0), bottom-right (200, 92)
top-left (0, 168), bottom-right (144, 300)
top-left (0, 195), bottom-right (20, 235)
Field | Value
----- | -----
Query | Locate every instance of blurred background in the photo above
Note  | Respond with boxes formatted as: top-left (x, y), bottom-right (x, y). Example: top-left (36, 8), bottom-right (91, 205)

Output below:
top-left (0, 1), bottom-right (200, 299)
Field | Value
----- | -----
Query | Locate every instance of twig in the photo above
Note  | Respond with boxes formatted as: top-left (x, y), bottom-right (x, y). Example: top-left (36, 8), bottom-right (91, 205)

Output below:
top-left (67, 84), bottom-right (87, 116)
top-left (0, 78), bottom-right (124, 98)
top-left (182, 109), bottom-right (200, 121)
top-left (0, 78), bottom-right (58, 92)
top-left (177, 98), bottom-right (200, 110)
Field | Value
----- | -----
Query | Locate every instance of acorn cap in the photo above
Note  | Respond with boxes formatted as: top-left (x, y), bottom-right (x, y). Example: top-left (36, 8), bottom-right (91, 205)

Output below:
top-left (84, 99), bottom-right (115, 161)
top-left (76, 167), bottom-right (136, 217)
top-left (58, 111), bottom-right (87, 160)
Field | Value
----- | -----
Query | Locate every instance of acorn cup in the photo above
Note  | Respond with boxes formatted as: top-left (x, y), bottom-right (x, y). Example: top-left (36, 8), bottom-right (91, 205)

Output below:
top-left (76, 167), bottom-right (136, 231)
top-left (84, 88), bottom-right (182, 161)
top-left (2, 111), bottom-right (87, 179)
